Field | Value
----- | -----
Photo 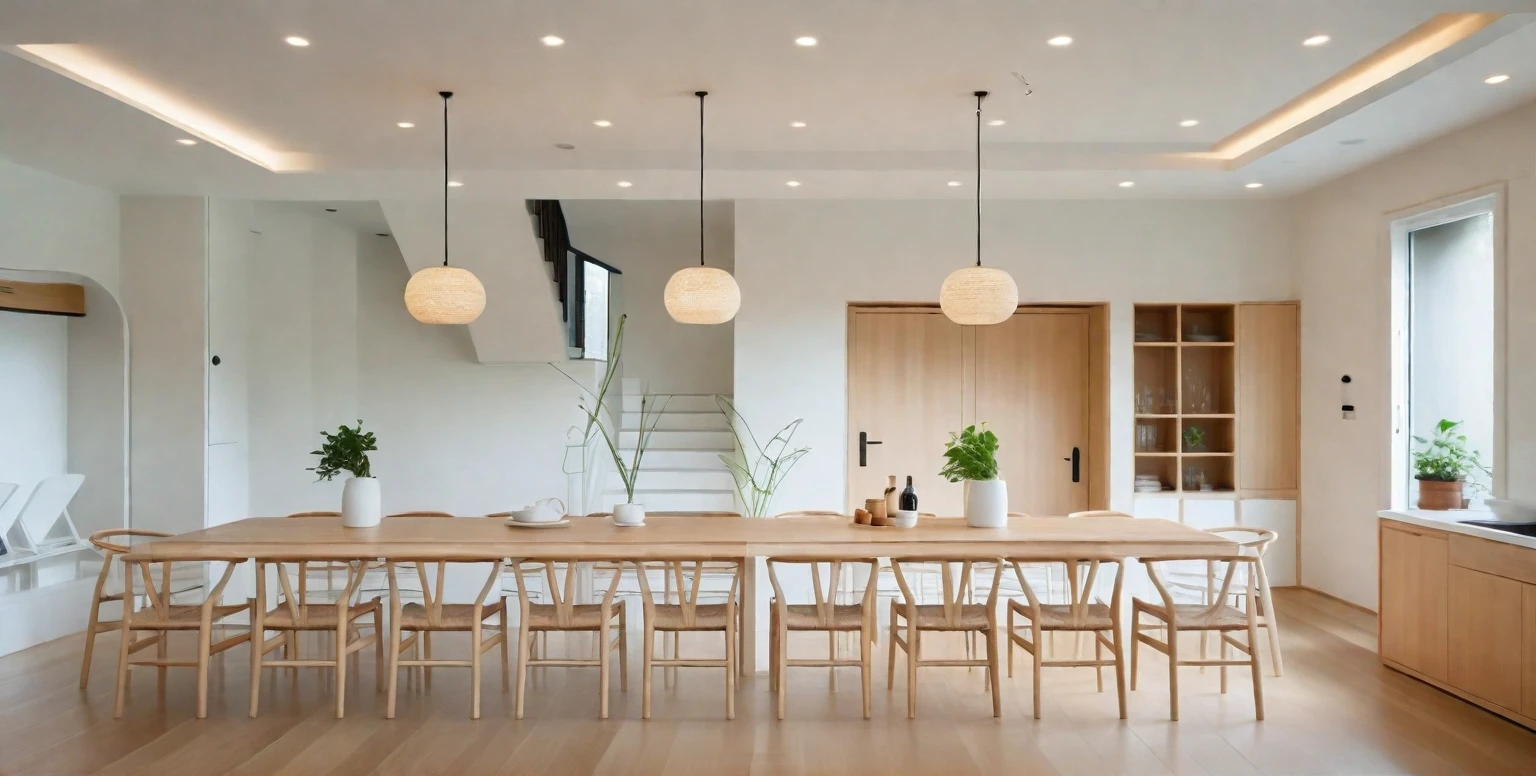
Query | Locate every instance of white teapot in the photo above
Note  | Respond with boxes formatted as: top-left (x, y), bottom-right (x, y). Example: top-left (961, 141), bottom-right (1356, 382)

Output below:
top-left (509, 497), bottom-right (566, 524)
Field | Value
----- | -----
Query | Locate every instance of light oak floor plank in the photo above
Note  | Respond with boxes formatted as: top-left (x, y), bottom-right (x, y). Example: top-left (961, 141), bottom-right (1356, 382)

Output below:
top-left (3, 589), bottom-right (1534, 775)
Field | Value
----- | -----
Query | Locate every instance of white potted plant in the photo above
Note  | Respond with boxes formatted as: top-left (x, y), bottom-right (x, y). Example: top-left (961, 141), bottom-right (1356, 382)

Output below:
top-left (308, 421), bottom-right (380, 528)
top-left (939, 423), bottom-right (1008, 528)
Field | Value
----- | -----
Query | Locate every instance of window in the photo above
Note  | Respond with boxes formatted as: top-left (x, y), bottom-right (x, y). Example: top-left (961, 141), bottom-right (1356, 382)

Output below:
top-left (565, 249), bottom-right (622, 361)
top-left (1391, 195), bottom-right (1498, 508)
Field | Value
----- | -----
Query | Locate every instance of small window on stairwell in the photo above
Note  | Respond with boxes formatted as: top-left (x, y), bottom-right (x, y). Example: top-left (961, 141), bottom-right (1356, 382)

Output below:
top-left (570, 250), bottom-right (621, 361)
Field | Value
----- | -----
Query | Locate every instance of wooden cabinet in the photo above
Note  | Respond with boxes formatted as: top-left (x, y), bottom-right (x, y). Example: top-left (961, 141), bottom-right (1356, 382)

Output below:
top-left (1236, 303), bottom-right (1298, 494)
top-left (1378, 522), bottom-right (1449, 681)
top-left (1447, 566), bottom-right (1524, 711)
top-left (1379, 518), bottom-right (1536, 730)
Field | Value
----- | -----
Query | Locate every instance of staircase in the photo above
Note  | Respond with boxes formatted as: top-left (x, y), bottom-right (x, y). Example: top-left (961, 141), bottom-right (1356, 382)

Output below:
top-left (603, 379), bottom-right (737, 513)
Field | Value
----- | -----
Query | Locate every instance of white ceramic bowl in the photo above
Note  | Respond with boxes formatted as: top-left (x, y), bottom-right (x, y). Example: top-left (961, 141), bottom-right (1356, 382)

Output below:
top-left (890, 510), bottom-right (918, 528)
top-left (1485, 498), bottom-right (1536, 523)
top-left (510, 507), bottom-right (559, 523)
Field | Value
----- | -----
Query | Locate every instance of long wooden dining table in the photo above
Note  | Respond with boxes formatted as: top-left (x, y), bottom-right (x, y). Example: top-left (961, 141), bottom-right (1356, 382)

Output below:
top-left (122, 514), bottom-right (1239, 676)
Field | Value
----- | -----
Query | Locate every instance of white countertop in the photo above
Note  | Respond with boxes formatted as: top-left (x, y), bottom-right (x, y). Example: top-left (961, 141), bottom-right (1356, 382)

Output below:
top-left (1378, 509), bottom-right (1536, 551)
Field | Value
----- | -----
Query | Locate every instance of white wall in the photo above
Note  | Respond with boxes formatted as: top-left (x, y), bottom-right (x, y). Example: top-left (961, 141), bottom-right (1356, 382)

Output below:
top-left (1294, 100), bottom-right (1536, 609)
top-left (0, 312), bottom-right (68, 536)
top-left (562, 200), bottom-right (736, 395)
top-left (67, 279), bottom-right (129, 537)
top-left (732, 199), bottom-right (1297, 516)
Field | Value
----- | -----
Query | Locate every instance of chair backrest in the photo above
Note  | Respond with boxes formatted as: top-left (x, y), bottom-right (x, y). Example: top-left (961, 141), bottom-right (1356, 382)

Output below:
top-left (1068, 510), bottom-right (1133, 519)
top-left (387, 559), bottom-right (504, 629)
top-left (510, 559), bottom-right (623, 628)
top-left (1007, 556), bottom-right (1123, 626)
top-left (635, 559), bottom-right (744, 626)
top-left (286, 511), bottom-right (340, 518)
top-left (1204, 526), bottom-right (1277, 556)
top-left (86, 529), bottom-right (174, 602)
top-left (889, 558), bottom-right (1001, 624)
top-left (1143, 554), bottom-right (1260, 621)
top-left (122, 554), bottom-right (238, 626)
top-left (262, 558), bottom-right (370, 619)
top-left (387, 511), bottom-right (456, 518)
top-left (766, 557), bottom-right (877, 627)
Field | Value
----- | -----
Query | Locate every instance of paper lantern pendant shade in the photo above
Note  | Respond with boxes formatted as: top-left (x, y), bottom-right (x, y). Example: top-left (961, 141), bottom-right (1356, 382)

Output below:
top-left (664, 266), bottom-right (741, 324)
top-left (404, 265), bottom-right (486, 324)
top-left (940, 266), bottom-right (1019, 325)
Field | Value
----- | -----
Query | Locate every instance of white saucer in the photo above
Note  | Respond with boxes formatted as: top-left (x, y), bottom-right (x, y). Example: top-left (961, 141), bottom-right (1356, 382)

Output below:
top-left (505, 518), bottom-right (570, 529)
top-left (613, 521), bottom-right (645, 528)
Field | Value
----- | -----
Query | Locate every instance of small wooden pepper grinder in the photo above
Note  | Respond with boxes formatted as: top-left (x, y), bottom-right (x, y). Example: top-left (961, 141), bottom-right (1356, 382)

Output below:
top-left (884, 475), bottom-right (900, 516)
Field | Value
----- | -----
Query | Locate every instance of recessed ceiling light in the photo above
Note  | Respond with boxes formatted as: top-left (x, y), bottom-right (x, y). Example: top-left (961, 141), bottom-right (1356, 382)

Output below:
top-left (396, 121), bottom-right (415, 129)
top-left (447, 180), bottom-right (464, 188)
top-left (1179, 119), bottom-right (1200, 128)
top-left (786, 180), bottom-right (801, 187)
top-left (175, 138), bottom-right (197, 146)
top-left (1340, 137), bottom-right (1367, 146)
top-left (593, 119), bottom-right (612, 127)
top-left (795, 36), bottom-right (818, 47)
top-left (1302, 34), bottom-right (1331, 47)
top-left (947, 181), bottom-right (963, 187)
top-left (541, 35), bottom-right (565, 47)
top-left (616, 181), bottom-right (632, 187)
top-left (284, 36), bottom-right (310, 47)
top-left (1118, 181), bottom-right (1135, 188)
top-left (986, 119), bottom-right (1006, 127)
top-left (1245, 182), bottom-right (1264, 189)
top-left (790, 121), bottom-right (807, 128)
top-left (1485, 74), bottom-right (1510, 84)
top-left (1047, 35), bottom-right (1073, 46)
top-left (554, 143), bottom-right (576, 150)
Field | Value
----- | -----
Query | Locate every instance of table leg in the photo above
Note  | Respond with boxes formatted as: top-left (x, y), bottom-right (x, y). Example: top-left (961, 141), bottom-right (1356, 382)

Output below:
top-left (739, 555), bottom-right (756, 677)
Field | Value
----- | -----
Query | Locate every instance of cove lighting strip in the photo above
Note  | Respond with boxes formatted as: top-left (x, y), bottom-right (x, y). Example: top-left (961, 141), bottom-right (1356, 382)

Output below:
top-left (10, 44), bottom-right (307, 172)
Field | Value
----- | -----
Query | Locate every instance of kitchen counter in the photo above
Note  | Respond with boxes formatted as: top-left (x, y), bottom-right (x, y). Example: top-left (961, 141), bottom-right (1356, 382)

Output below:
top-left (1378, 508), bottom-right (1536, 550)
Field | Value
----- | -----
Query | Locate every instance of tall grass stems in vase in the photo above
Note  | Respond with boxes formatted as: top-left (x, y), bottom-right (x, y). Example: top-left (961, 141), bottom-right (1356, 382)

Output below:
top-left (552, 315), bottom-right (627, 512)
top-left (716, 396), bottom-right (810, 517)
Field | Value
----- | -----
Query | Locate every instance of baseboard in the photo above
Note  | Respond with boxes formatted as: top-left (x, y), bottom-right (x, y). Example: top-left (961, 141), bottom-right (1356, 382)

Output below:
top-left (1291, 585), bottom-right (1377, 615)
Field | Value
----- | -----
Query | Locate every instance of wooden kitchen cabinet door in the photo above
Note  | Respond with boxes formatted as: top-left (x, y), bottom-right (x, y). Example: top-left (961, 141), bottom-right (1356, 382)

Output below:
top-left (1379, 523), bottom-right (1449, 681)
top-left (1523, 584), bottom-right (1536, 718)
top-left (1448, 565), bottom-right (1524, 712)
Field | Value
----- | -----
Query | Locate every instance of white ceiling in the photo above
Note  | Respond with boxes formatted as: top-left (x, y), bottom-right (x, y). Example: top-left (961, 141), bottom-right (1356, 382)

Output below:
top-left (2, 0), bottom-right (1536, 202)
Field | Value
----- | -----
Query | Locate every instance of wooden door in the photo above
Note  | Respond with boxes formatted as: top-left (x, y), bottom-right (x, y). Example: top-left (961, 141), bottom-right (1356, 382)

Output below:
top-left (847, 311), bottom-right (965, 516)
top-left (1378, 523), bottom-right (1449, 680)
top-left (1237, 303), bottom-right (1299, 494)
top-left (1448, 566), bottom-right (1524, 712)
top-left (1524, 585), bottom-right (1536, 718)
top-left (975, 310), bottom-right (1090, 516)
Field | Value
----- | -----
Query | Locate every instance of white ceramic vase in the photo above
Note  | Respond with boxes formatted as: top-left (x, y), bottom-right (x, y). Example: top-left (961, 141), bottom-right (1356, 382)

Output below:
top-left (964, 479), bottom-right (1008, 528)
top-left (613, 502), bottom-right (646, 526)
top-left (342, 477), bottom-right (382, 528)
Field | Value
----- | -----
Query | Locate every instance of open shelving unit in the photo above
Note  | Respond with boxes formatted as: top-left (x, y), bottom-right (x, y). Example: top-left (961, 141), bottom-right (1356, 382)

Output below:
top-left (1134, 303), bottom-right (1238, 497)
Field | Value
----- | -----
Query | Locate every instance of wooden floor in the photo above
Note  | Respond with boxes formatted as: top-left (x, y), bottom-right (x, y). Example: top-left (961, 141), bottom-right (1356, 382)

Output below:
top-left (3, 589), bottom-right (1534, 775)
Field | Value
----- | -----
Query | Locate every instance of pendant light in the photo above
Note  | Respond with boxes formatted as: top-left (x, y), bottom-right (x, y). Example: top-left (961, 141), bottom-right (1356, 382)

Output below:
top-left (939, 90), bottom-right (1018, 326)
top-left (405, 91), bottom-right (487, 325)
top-left (664, 91), bottom-right (741, 325)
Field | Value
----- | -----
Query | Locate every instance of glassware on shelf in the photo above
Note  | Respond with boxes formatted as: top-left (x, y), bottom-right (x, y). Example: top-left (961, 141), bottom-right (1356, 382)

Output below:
top-left (1157, 387), bottom-right (1175, 414)
top-left (1183, 467), bottom-right (1206, 492)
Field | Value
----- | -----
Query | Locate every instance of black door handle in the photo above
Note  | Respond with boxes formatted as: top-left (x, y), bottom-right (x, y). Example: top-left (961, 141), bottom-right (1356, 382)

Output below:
top-left (1063, 447), bottom-right (1081, 483)
top-left (859, 431), bottom-right (882, 467)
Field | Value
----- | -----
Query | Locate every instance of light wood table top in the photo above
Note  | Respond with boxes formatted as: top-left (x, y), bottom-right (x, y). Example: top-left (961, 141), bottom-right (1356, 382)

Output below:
top-left (122, 515), bottom-right (1237, 562)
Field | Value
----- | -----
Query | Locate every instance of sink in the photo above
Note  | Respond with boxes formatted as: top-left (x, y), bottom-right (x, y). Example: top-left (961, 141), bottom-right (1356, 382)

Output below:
top-left (1457, 519), bottom-right (1536, 538)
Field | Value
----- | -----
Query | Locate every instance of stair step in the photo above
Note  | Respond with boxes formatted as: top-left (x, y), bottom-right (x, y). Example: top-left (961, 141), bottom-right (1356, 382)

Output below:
top-left (628, 449), bottom-right (732, 468)
top-left (606, 468), bottom-right (736, 491)
top-left (622, 411), bottom-right (729, 431)
top-left (619, 429), bottom-right (733, 449)
top-left (598, 489), bottom-right (737, 512)
top-left (622, 394), bottom-right (725, 413)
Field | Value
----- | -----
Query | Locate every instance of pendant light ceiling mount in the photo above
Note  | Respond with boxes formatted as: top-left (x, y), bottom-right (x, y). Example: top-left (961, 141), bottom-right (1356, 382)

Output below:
top-left (404, 90), bottom-right (487, 325)
top-left (939, 89), bottom-right (1019, 326)
top-left (664, 90), bottom-right (741, 325)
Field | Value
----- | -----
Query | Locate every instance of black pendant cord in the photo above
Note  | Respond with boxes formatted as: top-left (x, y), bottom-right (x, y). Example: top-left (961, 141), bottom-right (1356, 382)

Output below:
top-left (440, 90), bottom-right (452, 267)
top-left (974, 90), bottom-right (986, 268)
top-left (696, 90), bottom-right (708, 267)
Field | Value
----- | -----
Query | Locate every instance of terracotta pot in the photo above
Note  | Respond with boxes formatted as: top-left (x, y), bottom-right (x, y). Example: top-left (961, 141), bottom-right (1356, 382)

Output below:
top-left (1416, 479), bottom-right (1463, 511)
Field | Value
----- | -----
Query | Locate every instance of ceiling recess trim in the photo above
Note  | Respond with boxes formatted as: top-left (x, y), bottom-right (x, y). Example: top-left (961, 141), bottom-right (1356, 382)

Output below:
top-left (8, 43), bottom-right (310, 172)
top-left (1200, 12), bottom-right (1508, 167)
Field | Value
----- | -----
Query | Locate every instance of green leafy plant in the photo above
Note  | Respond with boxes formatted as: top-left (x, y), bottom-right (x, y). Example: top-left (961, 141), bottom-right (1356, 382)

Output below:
top-left (1182, 425), bottom-right (1206, 452)
top-left (938, 423), bottom-right (1000, 482)
top-left (716, 396), bottom-right (810, 517)
top-left (1412, 419), bottom-right (1489, 488)
top-left (308, 421), bottom-right (377, 481)
top-left (583, 393), bottom-right (669, 503)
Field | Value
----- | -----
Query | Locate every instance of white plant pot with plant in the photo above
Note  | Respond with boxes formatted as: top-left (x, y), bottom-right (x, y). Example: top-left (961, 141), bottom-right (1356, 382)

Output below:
top-left (572, 349), bottom-right (669, 526)
top-left (308, 420), bottom-right (380, 528)
top-left (716, 396), bottom-right (810, 518)
top-left (940, 424), bottom-right (1008, 528)
top-left (1412, 418), bottom-right (1489, 511)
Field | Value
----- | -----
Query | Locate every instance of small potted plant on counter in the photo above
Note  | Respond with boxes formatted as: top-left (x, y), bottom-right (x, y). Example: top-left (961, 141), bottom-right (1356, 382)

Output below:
top-left (308, 420), bottom-right (380, 528)
top-left (1412, 419), bottom-right (1489, 510)
top-left (939, 423), bottom-right (1007, 528)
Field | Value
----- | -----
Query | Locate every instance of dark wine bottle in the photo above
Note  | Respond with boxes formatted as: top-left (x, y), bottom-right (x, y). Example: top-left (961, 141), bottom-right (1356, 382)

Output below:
top-left (899, 475), bottom-right (918, 511)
